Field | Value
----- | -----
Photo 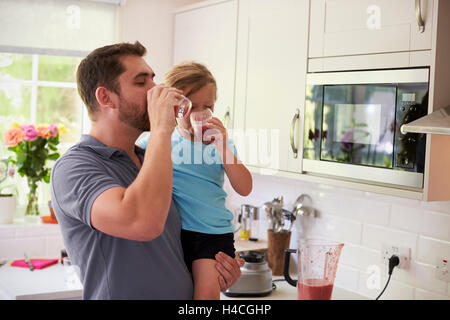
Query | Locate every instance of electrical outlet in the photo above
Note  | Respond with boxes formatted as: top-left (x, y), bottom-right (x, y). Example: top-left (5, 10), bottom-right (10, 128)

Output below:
top-left (381, 243), bottom-right (411, 270)
top-left (435, 257), bottom-right (450, 282)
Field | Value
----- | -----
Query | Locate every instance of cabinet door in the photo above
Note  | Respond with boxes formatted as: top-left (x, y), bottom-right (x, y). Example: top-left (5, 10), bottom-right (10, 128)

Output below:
top-left (309, 0), bottom-right (434, 58)
top-left (173, 0), bottom-right (238, 128)
top-left (234, 0), bottom-right (309, 173)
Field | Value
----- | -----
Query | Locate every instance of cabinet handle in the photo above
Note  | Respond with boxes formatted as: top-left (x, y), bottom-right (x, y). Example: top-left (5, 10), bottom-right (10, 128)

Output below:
top-left (223, 107), bottom-right (231, 128)
top-left (290, 108), bottom-right (300, 159)
top-left (415, 0), bottom-right (425, 33)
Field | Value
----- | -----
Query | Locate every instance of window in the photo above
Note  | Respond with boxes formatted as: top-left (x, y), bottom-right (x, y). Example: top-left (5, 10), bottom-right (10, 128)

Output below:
top-left (0, 52), bottom-right (84, 209)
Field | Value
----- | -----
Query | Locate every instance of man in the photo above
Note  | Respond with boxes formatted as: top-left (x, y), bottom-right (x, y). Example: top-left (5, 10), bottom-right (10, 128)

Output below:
top-left (50, 41), bottom-right (243, 299)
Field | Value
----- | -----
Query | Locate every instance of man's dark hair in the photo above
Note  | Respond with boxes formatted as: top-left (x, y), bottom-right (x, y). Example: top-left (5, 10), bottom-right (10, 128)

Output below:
top-left (76, 41), bottom-right (147, 119)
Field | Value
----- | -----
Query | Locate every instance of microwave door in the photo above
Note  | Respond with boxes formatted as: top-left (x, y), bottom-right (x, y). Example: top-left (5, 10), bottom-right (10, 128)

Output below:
top-left (320, 84), bottom-right (397, 169)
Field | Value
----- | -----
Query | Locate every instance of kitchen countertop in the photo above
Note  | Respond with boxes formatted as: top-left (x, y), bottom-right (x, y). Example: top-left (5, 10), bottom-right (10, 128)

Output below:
top-left (234, 238), bottom-right (268, 254)
top-left (0, 262), bottom-right (83, 300)
top-left (220, 276), bottom-right (369, 300)
top-left (0, 261), bottom-right (367, 300)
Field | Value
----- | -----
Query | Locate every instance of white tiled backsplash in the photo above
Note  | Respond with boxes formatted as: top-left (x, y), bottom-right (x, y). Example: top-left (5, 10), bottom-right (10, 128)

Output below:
top-left (1, 172), bottom-right (449, 300)
top-left (0, 223), bottom-right (64, 262)
top-left (225, 173), bottom-right (450, 300)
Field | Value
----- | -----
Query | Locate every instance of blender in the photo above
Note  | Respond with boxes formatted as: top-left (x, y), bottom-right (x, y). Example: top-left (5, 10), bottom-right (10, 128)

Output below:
top-left (284, 239), bottom-right (344, 300)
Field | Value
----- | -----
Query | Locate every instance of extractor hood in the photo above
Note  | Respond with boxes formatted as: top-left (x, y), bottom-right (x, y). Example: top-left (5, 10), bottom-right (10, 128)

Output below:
top-left (401, 105), bottom-right (450, 135)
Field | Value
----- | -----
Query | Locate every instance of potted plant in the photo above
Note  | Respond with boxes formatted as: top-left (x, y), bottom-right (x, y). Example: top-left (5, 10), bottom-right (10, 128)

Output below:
top-left (2, 123), bottom-right (65, 221)
top-left (0, 159), bottom-right (17, 224)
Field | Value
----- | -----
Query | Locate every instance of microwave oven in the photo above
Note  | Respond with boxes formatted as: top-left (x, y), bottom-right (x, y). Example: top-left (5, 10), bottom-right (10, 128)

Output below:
top-left (302, 68), bottom-right (429, 189)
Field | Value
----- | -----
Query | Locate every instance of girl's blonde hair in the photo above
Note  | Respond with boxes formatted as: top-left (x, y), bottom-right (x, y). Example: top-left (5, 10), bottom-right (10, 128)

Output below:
top-left (163, 61), bottom-right (217, 99)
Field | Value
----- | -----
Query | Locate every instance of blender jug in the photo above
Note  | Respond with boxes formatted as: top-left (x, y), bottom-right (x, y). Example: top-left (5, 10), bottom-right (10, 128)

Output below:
top-left (284, 239), bottom-right (344, 300)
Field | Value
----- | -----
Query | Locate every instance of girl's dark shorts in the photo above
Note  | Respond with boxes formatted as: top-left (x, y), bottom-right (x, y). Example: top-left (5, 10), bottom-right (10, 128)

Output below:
top-left (180, 229), bottom-right (236, 273)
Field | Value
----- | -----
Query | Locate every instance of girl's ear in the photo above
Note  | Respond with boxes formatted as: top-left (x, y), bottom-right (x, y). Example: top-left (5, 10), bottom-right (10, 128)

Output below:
top-left (95, 86), bottom-right (116, 110)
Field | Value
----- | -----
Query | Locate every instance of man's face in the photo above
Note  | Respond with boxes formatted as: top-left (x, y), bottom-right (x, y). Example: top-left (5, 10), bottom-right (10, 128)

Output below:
top-left (115, 55), bottom-right (156, 131)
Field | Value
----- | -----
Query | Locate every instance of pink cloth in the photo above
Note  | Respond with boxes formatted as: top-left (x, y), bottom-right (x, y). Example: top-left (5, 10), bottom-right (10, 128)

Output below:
top-left (11, 259), bottom-right (58, 269)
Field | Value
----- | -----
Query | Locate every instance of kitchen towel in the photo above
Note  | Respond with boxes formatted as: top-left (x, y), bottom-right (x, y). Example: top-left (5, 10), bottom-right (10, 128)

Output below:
top-left (11, 259), bottom-right (58, 269)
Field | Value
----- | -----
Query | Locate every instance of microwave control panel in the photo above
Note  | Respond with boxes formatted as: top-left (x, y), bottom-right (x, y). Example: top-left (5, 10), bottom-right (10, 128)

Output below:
top-left (394, 83), bottom-right (429, 173)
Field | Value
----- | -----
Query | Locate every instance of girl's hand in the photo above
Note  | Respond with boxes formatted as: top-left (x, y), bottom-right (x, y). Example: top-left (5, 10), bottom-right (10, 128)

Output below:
top-left (204, 117), bottom-right (228, 152)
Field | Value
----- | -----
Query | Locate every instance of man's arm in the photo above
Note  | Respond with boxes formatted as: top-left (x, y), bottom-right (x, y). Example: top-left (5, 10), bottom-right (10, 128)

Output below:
top-left (90, 86), bottom-right (181, 241)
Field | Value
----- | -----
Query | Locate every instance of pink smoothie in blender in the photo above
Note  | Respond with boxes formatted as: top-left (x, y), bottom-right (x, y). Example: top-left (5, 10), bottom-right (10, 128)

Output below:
top-left (297, 279), bottom-right (334, 300)
top-left (284, 239), bottom-right (344, 300)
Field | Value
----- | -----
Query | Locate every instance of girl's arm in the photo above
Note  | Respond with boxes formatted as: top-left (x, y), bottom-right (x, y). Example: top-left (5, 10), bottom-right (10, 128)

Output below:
top-left (221, 145), bottom-right (252, 196)
top-left (205, 118), bottom-right (253, 196)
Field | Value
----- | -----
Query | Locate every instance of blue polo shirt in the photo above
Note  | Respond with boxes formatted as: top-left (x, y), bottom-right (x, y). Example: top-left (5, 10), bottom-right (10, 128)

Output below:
top-left (50, 134), bottom-right (193, 300)
top-left (138, 128), bottom-right (237, 235)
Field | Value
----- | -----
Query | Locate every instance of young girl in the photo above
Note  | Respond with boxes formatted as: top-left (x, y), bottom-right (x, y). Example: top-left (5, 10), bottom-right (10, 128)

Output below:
top-left (138, 61), bottom-right (252, 299)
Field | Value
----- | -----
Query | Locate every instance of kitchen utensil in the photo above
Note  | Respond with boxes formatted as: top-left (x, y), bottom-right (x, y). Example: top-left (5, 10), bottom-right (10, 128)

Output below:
top-left (263, 196), bottom-right (297, 233)
top-left (23, 253), bottom-right (34, 271)
top-left (292, 194), bottom-right (316, 218)
top-left (224, 251), bottom-right (274, 297)
top-left (238, 204), bottom-right (259, 240)
top-left (284, 239), bottom-right (344, 300)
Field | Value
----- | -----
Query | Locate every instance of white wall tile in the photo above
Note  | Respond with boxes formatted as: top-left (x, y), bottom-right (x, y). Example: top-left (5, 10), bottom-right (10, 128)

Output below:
top-left (0, 226), bottom-right (16, 239)
top-left (420, 211), bottom-right (450, 241)
top-left (358, 271), bottom-right (415, 300)
top-left (313, 214), bottom-right (363, 244)
top-left (334, 264), bottom-right (360, 293)
top-left (417, 236), bottom-right (450, 265)
top-left (415, 288), bottom-right (450, 300)
top-left (46, 236), bottom-right (65, 259)
top-left (339, 243), bottom-right (381, 271)
top-left (390, 204), bottom-right (423, 233)
top-left (420, 201), bottom-right (450, 215)
top-left (394, 262), bottom-right (448, 295)
top-left (0, 238), bottom-right (46, 260)
top-left (225, 173), bottom-right (450, 299)
top-left (15, 225), bottom-right (61, 238)
top-left (361, 224), bottom-right (418, 257)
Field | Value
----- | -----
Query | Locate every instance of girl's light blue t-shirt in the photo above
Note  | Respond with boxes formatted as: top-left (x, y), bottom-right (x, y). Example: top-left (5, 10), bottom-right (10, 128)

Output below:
top-left (138, 128), bottom-right (238, 234)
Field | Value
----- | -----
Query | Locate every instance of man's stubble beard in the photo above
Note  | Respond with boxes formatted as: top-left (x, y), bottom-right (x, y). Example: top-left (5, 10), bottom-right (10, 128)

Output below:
top-left (117, 95), bottom-right (150, 132)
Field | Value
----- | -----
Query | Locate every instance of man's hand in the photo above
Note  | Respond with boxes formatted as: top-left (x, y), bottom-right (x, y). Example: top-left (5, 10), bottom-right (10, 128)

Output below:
top-left (214, 252), bottom-right (245, 292)
top-left (147, 85), bottom-right (183, 134)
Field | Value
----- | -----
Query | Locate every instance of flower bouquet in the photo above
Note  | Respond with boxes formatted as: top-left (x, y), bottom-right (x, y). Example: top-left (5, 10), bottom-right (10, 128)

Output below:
top-left (2, 123), bottom-right (65, 216)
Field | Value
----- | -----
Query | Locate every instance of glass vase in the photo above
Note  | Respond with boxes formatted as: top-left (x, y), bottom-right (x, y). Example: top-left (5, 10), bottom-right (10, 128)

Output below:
top-left (25, 178), bottom-right (40, 216)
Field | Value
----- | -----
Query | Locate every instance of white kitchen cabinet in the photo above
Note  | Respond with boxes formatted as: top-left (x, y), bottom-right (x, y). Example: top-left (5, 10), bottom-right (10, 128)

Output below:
top-left (233, 0), bottom-right (309, 174)
top-left (173, 0), bottom-right (450, 201)
top-left (309, 0), bottom-right (434, 58)
top-left (173, 0), bottom-right (238, 128)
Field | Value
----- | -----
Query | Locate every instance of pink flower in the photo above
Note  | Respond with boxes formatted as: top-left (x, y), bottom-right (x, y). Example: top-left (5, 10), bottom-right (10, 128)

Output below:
top-left (8, 168), bottom-right (15, 177)
top-left (48, 124), bottom-right (58, 137)
top-left (21, 125), bottom-right (38, 142)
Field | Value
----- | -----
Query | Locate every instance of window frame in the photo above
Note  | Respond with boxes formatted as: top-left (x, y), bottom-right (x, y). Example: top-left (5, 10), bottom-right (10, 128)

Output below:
top-left (0, 50), bottom-right (90, 148)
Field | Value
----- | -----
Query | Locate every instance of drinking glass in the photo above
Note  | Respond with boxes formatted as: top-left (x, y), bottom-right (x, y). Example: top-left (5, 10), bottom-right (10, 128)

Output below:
top-left (190, 108), bottom-right (214, 144)
top-left (175, 95), bottom-right (192, 119)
